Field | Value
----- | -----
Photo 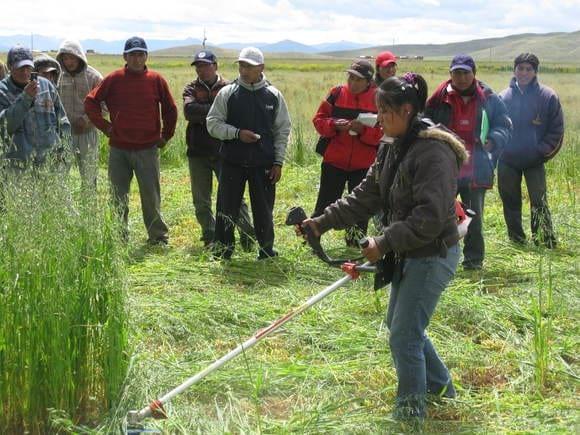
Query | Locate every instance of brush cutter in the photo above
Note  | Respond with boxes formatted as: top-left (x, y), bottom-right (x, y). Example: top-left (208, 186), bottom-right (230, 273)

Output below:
top-left (125, 207), bottom-right (376, 433)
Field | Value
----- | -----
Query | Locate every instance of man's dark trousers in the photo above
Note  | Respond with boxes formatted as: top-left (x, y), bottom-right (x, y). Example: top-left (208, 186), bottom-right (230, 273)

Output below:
top-left (457, 178), bottom-right (486, 268)
top-left (215, 160), bottom-right (275, 258)
top-left (498, 160), bottom-right (556, 246)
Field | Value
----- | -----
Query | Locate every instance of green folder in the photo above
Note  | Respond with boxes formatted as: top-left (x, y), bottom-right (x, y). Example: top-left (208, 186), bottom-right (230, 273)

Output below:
top-left (480, 109), bottom-right (489, 145)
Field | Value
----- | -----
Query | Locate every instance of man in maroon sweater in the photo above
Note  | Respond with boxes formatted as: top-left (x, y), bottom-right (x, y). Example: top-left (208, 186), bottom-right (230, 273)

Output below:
top-left (85, 36), bottom-right (177, 245)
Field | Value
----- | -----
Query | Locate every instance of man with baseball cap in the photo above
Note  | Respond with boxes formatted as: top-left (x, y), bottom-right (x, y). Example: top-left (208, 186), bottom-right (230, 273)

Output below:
top-left (374, 51), bottom-right (398, 86)
top-left (207, 47), bottom-right (291, 260)
top-left (183, 49), bottom-right (254, 249)
top-left (498, 53), bottom-right (564, 248)
top-left (425, 54), bottom-right (512, 270)
top-left (85, 36), bottom-right (177, 245)
top-left (0, 45), bottom-right (70, 169)
top-left (312, 58), bottom-right (382, 246)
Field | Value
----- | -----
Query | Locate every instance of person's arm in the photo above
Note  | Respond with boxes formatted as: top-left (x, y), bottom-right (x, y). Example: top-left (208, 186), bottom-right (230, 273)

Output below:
top-left (486, 93), bottom-right (512, 156)
top-left (313, 154), bottom-right (383, 233)
top-left (538, 92), bottom-right (564, 160)
top-left (357, 122), bottom-right (383, 147)
top-left (183, 83), bottom-right (212, 124)
top-left (206, 85), bottom-right (240, 141)
top-left (0, 85), bottom-right (35, 135)
top-left (84, 77), bottom-right (112, 135)
top-left (376, 143), bottom-right (456, 255)
top-left (51, 82), bottom-right (71, 140)
top-left (272, 89), bottom-right (292, 167)
top-left (159, 76), bottom-right (178, 143)
top-left (312, 87), bottom-right (342, 138)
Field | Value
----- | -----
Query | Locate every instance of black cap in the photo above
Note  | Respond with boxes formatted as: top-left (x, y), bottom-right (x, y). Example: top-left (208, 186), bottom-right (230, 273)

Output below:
top-left (191, 50), bottom-right (217, 66)
top-left (345, 59), bottom-right (374, 81)
top-left (123, 36), bottom-right (148, 54)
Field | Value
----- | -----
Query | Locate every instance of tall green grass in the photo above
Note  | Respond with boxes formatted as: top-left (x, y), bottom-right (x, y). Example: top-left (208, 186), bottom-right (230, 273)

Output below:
top-left (0, 169), bottom-right (128, 433)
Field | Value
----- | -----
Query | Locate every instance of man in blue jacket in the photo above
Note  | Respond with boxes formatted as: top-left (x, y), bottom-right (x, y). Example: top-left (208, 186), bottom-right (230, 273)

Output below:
top-left (0, 46), bottom-right (70, 169)
top-left (425, 54), bottom-right (512, 270)
top-left (499, 53), bottom-right (564, 248)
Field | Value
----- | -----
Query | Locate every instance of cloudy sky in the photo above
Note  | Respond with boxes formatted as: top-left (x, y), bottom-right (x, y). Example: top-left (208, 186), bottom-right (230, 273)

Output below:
top-left (4, 0), bottom-right (580, 45)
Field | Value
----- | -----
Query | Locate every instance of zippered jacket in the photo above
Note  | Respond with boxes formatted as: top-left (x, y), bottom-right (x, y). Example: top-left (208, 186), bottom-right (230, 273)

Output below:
top-left (57, 40), bottom-right (103, 133)
top-left (313, 84), bottom-right (382, 171)
top-left (499, 77), bottom-right (564, 169)
top-left (0, 76), bottom-right (70, 162)
top-left (183, 75), bottom-right (228, 158)
top-left (207, 74), bottom-right (291, 167)
top-left (314, 120), bottom-right (468, 258)
top-left (425, 79), bottom-right (512, 189)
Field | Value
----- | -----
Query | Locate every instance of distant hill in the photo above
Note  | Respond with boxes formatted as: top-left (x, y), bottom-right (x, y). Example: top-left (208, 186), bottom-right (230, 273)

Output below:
top-left (324, 31), bottom-right (580, 62)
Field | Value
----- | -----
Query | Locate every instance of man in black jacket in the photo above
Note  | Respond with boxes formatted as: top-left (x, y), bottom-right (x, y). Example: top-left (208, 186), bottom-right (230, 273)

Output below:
top-left (183, 50), bottom-right (254, 248)
top-left (207, 47), bottom-right (291, 260)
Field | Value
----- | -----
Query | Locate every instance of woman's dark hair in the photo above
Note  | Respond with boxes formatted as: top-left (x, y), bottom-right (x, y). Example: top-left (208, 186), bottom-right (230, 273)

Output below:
top-left (375, 72), bottom-right (428, 116)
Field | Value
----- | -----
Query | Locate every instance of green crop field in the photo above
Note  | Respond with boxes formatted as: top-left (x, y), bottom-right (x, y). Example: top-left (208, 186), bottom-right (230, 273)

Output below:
top-left (1, 54), bottom-right (578, 433)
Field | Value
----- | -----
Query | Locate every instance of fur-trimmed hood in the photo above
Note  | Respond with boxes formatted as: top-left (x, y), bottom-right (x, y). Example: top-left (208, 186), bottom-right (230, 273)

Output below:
top-left (418, 125), bottom-right (469, 167)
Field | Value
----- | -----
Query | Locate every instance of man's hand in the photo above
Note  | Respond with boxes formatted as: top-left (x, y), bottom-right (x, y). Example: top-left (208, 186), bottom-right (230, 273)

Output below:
top-left (239, 129), bottom-right (259, 143)
top-left (269, 164), bottom-right (282, 184)
top-left (361, 237), bottom-right (382, 263)
top-left (72, 117), bottom-right (89, 135)
top-left (104, 123), bottom-right (113, 137)
top-left (295, 218), bottom-right (321, 238)
top-left (157, 138), bottom-right (168, 149)
top-left (349, 120), bottom-right (365, 134)
top-left (24, 80), bottom-right (38, 98)
top-left (334, 119), bottom-right (351, 132)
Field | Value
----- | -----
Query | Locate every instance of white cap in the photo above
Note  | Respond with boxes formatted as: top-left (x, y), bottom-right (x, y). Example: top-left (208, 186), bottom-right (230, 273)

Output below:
top-left (236, 47), bottom-right (264, 66)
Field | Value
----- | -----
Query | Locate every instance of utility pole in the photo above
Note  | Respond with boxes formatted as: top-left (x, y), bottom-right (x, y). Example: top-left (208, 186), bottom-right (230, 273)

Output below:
top-left (31, 33), bottom-right (34, 51)
top-left (202, 28), bottom-right (207, 49)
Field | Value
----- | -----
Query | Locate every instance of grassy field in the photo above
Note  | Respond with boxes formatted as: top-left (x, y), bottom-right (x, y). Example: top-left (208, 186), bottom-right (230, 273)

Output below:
top-left (12, 54), bottom-right (580, 433)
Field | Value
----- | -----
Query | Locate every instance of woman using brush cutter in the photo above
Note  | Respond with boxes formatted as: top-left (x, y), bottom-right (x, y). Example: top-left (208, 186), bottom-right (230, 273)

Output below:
top-left (298, 72), bottom-right (468, 422)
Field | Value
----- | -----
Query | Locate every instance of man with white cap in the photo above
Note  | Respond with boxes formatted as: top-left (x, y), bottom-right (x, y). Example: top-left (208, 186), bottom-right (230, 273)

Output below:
top-left (0, 45), bottom-right (70, 169)
top-left (207, 46), bottom-right (291, 260)
top-left (85, 36), bottom-right (177, 245)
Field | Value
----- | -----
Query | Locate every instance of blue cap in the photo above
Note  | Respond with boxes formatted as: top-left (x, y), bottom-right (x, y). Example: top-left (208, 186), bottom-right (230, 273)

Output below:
top-left (123, 36), bottom-right (148, 54)
top-left (191, 50), bottom-right (217, 66)
top-left (450, 54), bottom-right (476, 73)
top-left (7, 46), bottom-right (34, 69)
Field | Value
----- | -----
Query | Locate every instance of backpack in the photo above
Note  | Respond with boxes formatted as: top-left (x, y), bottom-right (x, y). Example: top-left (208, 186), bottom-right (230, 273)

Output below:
top-left (315, 85), bottom-right (342, 156)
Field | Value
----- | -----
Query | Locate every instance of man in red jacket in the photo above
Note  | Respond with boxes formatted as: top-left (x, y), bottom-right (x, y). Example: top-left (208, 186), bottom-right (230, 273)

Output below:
top-left (85, 36), bottom-right (178, 245)
top-left (312, 59), bottom-right (382, 246)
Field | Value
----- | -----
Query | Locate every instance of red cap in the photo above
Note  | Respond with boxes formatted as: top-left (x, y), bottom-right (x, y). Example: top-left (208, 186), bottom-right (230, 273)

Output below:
top-left (376, 51), bottom-right (397, 68)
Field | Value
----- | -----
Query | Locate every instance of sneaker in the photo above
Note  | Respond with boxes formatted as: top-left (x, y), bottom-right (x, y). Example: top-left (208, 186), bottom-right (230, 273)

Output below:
top-left (147, 237), bottom-right (168, 246)
top-left (257, 248), bottom-right (278, 260)
top-left (427, 380), bottom-right (456, 401)
top-left (463, 261), bottom-right (482, 271)
top-left (392, 396), bottom-right (426, 422)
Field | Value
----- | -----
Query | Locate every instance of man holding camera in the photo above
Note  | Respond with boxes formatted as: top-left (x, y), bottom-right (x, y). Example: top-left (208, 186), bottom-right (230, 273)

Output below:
top-left (0, 46), bottom-right (70, 169)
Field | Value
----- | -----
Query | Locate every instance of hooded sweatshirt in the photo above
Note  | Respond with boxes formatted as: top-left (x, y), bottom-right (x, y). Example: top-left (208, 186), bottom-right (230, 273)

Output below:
top-left (33, 54), bottom-right (61, 84)
top-left (57, 39), bottom-right (103, 130)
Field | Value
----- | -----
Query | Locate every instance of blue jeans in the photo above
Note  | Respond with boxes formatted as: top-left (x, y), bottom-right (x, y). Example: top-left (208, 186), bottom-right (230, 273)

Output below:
top-left (386, 244), bottom-right (460, 412)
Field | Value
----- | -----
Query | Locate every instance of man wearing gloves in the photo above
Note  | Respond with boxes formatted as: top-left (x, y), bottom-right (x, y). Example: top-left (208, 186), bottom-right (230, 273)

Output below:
top-left (207, 47), bottom-right (291, 260)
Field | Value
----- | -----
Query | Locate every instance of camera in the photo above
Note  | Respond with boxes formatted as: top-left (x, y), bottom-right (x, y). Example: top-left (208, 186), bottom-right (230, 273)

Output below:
top-left (30, 72), bottom-right (38, 81)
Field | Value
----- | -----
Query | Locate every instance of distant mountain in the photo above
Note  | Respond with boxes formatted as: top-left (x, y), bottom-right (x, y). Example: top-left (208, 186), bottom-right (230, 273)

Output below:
top-left (325, 31), bottom-right (580, 62)
top-left (0, 35), bottom-right (202, 54)
top-left (214, 39), bottom-right (361, 53)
